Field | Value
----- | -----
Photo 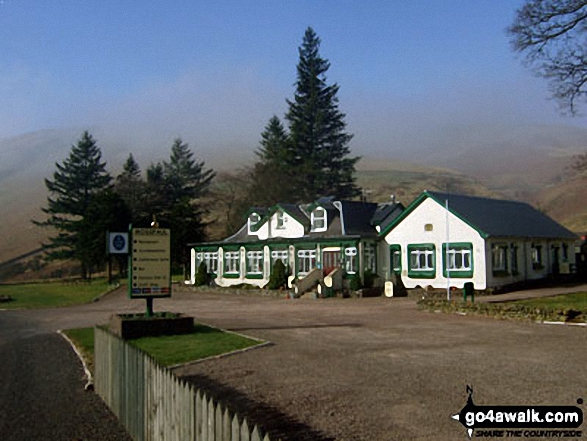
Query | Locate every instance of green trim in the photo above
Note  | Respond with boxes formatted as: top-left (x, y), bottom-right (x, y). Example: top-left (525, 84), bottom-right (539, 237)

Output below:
top-left (193, 245), bottom-right (220, 251)
top-left (378, 192), bottom-right (428, 237)
top-left (268, 203), bottom-right (308, 227)
top-left (222, 244), bottom-right (242, 251)
top-left (442, 242), bottom-right (474, 278)
top-left (390, 244), bottom-right (402, 275)
top-left (244, 245), bottom-right (264, 251)
top-left (425, 192), bottom-right (488, 239)
top-left (223, 249), bottom-right (241, 277)
top-left (407, 243), bottom-right (436, 279)
top-left (378, 191), bottom-right (489, 239)
top-left (245, 248), bottom-right (264, 276)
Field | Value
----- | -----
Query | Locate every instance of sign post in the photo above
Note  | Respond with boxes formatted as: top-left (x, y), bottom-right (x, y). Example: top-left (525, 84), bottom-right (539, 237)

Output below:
top-left (106, 232), bottom-right (129, 283)
top-left (129, 227), bottom-right (171, 317)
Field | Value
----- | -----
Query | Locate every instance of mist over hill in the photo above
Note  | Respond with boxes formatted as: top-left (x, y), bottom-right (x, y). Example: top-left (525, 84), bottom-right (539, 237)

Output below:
top-left (1, 123), bottom-right (586, 263)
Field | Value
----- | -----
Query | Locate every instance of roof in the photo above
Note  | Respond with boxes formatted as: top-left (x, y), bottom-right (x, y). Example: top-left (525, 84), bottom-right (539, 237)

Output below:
top-left (381, 191), bottom-right (577, 240)
top-left (339, 201), bottom-right (379, 236)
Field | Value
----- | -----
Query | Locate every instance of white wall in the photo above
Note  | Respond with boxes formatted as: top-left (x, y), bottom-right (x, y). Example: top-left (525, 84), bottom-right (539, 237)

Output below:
top-left (384, 197), bottom-right (487, 289)
top-left (258, 211), bottom-right (305, 240)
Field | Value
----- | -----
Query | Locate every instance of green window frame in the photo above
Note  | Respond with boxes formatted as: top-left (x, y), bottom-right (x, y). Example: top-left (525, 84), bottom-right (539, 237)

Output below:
top-left (442, 242), bottom-right (473, 278)
top-left (407, 244), bottom-right (435, 279)
top-left (390, 244), bottom-right (401, 275)
top-left (297, 249), bottom-right (316, 275)
top-left (223, 250), bottom-right (241, 278)
top-left (245, 249), bottom-right (264, 279)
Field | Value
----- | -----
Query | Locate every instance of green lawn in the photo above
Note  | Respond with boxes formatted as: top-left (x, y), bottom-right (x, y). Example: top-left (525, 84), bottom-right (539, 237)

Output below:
top-left (63, 324), bottom-right (262, 373)
top-left (511, 292), bottom-right (587, 310)
top-left (0, 279), bottom-right (117, 309)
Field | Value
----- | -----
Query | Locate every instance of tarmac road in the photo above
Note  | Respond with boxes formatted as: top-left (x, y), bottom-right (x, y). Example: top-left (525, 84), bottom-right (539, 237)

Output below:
top-left (0, 311), bottom-right (131, 441)
top-left (1, 284), bottom-right (586, 440)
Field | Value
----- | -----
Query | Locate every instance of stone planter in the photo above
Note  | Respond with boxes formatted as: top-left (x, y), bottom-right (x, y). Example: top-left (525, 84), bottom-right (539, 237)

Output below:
top-left (109, 313), bottom-right (194, 340)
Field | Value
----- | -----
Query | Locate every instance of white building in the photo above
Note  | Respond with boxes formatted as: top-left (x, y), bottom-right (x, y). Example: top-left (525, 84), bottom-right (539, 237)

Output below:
top-left (380, 191), bottom-right (577, 290)
top-left (188, 191), bottom-right (577, 292)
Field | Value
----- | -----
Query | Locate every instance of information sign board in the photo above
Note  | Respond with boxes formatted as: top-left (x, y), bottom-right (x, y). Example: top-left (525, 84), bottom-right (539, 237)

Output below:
top-left (129, 228), bottom-right (172, 298)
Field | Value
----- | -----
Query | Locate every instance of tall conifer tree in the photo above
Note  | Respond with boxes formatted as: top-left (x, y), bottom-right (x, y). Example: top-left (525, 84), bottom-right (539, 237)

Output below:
top-left (161, 139), bottom-right (215, 269)
top-left (114, 153), bottom-right (146, 225)
top-left (35, 131), bottom-right (112, 277)
top-left (248, 116), bottom-right (294, 205)
top-left (285, 27), bottom-right (360, 201)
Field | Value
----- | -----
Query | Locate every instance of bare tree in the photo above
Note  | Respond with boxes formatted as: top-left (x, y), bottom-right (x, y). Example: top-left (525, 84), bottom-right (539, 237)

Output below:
top-left (509, 0), bottom-right (587, 114)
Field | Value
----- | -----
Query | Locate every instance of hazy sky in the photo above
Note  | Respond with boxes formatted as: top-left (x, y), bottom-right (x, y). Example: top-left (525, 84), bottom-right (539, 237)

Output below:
top-left (2, 0), bottom-right (586, 163)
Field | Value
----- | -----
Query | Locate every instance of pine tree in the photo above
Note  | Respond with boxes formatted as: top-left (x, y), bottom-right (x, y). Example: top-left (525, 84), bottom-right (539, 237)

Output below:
top-left (256, 115), bottom-right (290, 166)
top-left (161, 139), bottom-right (215, 269)
top-left (285, 27), bottom-right (360, 201)
top-left (114, 153), bottom-right (146, 225)
top-left (248, 116), bottom-right (294, 205)
top-left (35, 131), bottom-right (112, 277)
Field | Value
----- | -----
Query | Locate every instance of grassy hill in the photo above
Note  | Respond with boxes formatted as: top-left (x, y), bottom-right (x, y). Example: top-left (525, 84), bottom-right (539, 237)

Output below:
top-left (2, 125), bottom-right (587, 269)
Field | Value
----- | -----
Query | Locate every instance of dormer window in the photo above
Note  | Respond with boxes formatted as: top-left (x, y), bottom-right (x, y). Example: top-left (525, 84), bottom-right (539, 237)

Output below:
top-left (247, 212), bottom-right (261, 234)
top-left (311, 207), bottom-right (327, 232)
top-left (276, 211), bottom-right (285, 229)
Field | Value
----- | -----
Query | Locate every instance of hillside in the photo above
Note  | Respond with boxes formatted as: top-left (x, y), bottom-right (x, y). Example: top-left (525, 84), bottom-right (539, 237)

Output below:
top-left (2, 125), bottom-right (587, 266)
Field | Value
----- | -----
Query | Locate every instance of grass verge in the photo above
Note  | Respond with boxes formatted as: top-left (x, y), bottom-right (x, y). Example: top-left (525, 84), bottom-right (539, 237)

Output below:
top-left (63, 323), bottom-right (263, 374)
top-left (418, 292), bottom-right (587, 323)
top-left (62, 327), bottom-right (96, 373)
top-left (0, 278), bottom-right (117, 309)
top-left (512, 292), bottom-right (587, 310)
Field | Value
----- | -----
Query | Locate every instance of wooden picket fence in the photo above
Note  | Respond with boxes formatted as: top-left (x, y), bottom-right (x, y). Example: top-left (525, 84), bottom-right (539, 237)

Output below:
top-left (94, 326), bottom-right (275, 441)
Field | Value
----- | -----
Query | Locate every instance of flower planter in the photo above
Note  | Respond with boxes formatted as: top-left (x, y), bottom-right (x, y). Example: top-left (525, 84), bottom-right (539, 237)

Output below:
top-left (109, 313), bottom-right (194, 340)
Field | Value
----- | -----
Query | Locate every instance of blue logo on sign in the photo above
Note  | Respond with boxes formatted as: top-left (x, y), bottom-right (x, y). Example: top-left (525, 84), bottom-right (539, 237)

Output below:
top-left (112, 234), bottom-right (126, 251)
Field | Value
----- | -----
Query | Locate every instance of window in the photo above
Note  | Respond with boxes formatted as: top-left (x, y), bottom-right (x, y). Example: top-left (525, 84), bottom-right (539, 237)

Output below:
top-left (246, 250), bottom-right (263, 275)
top-left (562, 243), bottom-right (569, 261)
top-left (492, 244), bottom-right (507, 272)
top-left (442, 243), bottom-right (473, 278)
top-left (390, 245), bottom-right (401, 274)
top-left (311, 207), bottom-right (327, 232)
top-left (271, 249), bottom-right (288, 266)
top-left (407, 244), bottom-right (435, 278)
top-left (364, 243), bottom-right (377, 273)
top-left (531, 244), bottom-right (543, 269)
top-left (344, 247), bottom-right (358, 274)
top-left (203, 252), bottom-right (218, 273)
top-left (297, 249), bottom-right (316, 275)
top-left (248, 213), bottom-right (261, 233)
top-left (510, 244), bottom-right (518, 275)
top-left (224, 251), bottom-right (240, 275)
top-left (276, 211), bottom-right (285, 229)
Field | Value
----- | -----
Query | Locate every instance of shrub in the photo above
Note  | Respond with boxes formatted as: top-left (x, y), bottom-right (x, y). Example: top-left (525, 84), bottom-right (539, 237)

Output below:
top-left (267, 259), bottom-right (287, 290)
top-left (363, 269), bottom-right (377, 288)
top-left (194, 262), bottom-right (209, 286)
top-left (350, 272), bottom-right (362, 291)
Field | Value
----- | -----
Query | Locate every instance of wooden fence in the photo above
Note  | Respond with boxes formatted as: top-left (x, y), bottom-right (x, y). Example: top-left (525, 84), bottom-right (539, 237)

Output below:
top-left (94, 327), bottom-right (275, 441)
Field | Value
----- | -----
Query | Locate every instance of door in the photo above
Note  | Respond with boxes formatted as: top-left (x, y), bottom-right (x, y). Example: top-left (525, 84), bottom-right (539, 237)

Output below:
top-left (322, 250), bottom-right (340, 275)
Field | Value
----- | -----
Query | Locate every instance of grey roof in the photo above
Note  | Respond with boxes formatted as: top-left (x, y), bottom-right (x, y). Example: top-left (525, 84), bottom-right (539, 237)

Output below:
top-left (278, 203), bottom-right (310, 228)
top-left (372, 202), bottom-right (405, 232)
top-left (339, 201), bottom-right (379, 236)
top-left (427, 191), bottom-right (577, 239)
